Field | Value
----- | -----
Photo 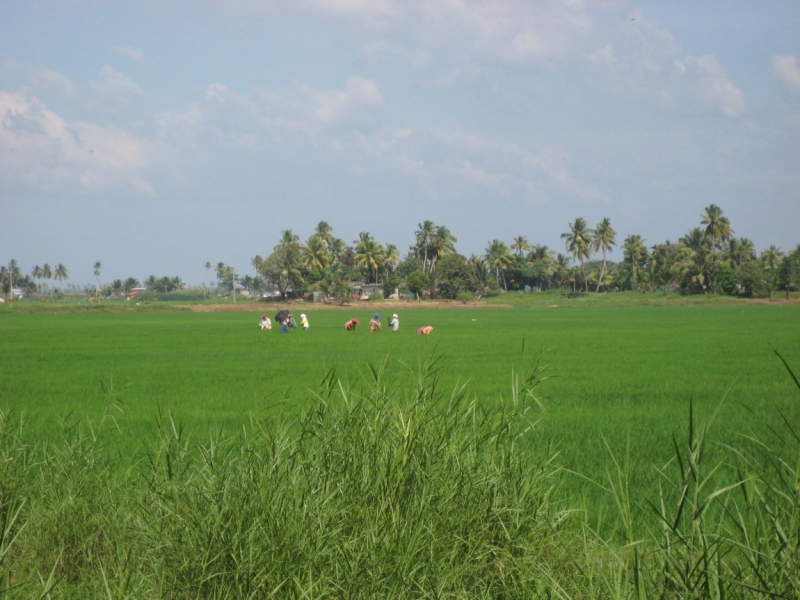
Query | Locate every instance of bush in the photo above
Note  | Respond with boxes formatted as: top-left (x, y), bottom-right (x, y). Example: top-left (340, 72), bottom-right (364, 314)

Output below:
top-left (456, 291), bottom-right (474, 303)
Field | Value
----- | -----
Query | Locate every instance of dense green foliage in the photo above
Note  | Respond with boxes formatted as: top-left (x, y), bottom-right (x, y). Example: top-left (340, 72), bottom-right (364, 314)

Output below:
top-left (0, 348), bottom-right (798, 597)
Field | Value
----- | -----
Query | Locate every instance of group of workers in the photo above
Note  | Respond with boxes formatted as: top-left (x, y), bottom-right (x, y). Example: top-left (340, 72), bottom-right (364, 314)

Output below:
top-left (259, 311), bottom-right (309, 333)
top-left (259, 311), bottom-right (432, 334)
top-left (346, 313), bottom-right (400, 332)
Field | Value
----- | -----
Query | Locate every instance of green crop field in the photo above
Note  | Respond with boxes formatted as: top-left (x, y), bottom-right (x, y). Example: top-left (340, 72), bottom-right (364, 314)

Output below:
top-left (2, 302), bottom-right (800, 596)
top-left (2, 304), bottom-right (798, 485)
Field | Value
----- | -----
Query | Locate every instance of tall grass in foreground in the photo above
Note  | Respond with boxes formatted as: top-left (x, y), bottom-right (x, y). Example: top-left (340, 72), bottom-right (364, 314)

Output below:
top-left (0, 355), bottom-right (798, 598)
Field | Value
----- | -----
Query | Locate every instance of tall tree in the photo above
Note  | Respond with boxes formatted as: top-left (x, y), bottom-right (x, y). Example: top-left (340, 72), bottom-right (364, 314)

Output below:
top-left (204, 261), bottom-right (212, 299)
top-left (301, 235), bottom-right (332, 272)
top-left (761, 245), bottom-right (784, 300)
top-left (93, 261), bottom-right (102, 299)
top-left (511, 235), bottom-right (531, 257)
top-left (415, 220), bottom-right (436, 274)
top-left (429, 225), bottom-right (457, 274)
top-left (727, 237), bottom-right (755, 269)
top-left (561, 218), bottom-right (594, 292)
top-left (54, 263), bottom-right (68, 285)
top-left (354, 234), bottom-right (386, 283)
top-left (31, 265), bottom-right (42, 295)
top-left (275, 229), bottom-right (300, 252)
top-left (470, 259), bottom-right (492, 300)
top-left (314, 221), bottom-right (335, 248)
top-left (591, 218), bottom-right (616, 293)
top-left (485, 239), bottom-right (514, 292)
top-left (701, 204), bottom-right (732, 252)
top-left (623, 235), bottom-right (647, 291)
top-left (41, 263), bottom-right (52, 297)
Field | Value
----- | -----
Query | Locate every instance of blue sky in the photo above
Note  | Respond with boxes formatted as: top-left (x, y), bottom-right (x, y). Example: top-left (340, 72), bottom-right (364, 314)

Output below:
top-left (1, 0), bottom-right (798, 286)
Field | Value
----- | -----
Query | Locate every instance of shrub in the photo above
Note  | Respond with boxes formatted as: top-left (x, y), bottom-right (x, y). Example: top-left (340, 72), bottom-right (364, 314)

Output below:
top-left (456, 291), bottom-right (474, 303)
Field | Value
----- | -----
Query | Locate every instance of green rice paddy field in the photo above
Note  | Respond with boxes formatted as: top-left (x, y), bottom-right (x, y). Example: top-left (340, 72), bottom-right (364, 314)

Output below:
top-left (1, 304), bottom-right (799, 498)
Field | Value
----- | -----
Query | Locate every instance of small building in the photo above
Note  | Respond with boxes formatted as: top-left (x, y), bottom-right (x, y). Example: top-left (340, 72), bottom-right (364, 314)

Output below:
top-left (359, 283), bottom-right (384, 300)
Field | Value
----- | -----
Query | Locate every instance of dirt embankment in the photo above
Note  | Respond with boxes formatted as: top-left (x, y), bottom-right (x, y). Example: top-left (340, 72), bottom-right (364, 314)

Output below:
top-left (188, 301), bottom-right (512, 312)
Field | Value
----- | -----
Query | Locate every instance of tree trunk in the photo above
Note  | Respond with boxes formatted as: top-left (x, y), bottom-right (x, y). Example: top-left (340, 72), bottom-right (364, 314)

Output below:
top-left (596, 252), bottom-right (607, 293)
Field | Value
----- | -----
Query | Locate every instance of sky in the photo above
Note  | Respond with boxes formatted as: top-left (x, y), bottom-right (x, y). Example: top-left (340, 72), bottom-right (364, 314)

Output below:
top-left (1, 0), bottom-right (799, 286)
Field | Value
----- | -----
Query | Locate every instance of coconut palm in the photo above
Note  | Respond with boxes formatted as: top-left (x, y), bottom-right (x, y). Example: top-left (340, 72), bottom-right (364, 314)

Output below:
top-left (314, 221), bottom-right (335, 248)
top-left (329, 238), bottom-right (346, 263)
top-left (93, 261), bottom-right (101, 299)
top-left (680, 228), bottom-right (707, 252)
top-left (204, 261), bottom-right (212, 299)
top-left (429, 225), bottom-right (458, 274)
top-left (41, 263), bottom-right (52, 297)
top-left (623, 235), bottom-right (647, 290)
top-left (592, 217), bottom-right (616, 293)
top-left (485, 239), bottom-right (514, 292)
top-left (561, 218), bottom-right (594, 292)
top-left (31, 265), bottom-right (42, 295)
top-left (54, 263), bottom-right (68, 285)
top-left (701, 204), bottom-right (733, 252)
top-left (511, 235), bottom-right (531, 257)
top-left (383, 244), bottom-right (400, 272)
top-left (354, 234), bottom-right (386, 283)
top-left (415, 220), bottom-right (436, 274)
top-left (470, 259), bottom-right (492, 300)
top-left (274, 229), bottom-right (300, 252)
top-left (761, 246), bottom-right (784, 299)
top-left (727, 238), bottom-right (755, 269)
top-left (301, 235), bottom-right (332, 272)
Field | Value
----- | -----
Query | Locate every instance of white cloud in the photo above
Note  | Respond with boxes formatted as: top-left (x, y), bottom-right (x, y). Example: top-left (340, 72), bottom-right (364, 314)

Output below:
top-left (673, 55), bottom-right (747, 118)
top-left (772, 54), bottom-right (800, 94)
top-left (1, 60), bottom-right (78, 97)
top-left (158, 76), bottom-right (384, 141)
top-left (91, 65), bottom-right (143, 98)
top-left (0, 90), bottom-right (159, 195)
top-left (112, 45), bottom-right (144, 61)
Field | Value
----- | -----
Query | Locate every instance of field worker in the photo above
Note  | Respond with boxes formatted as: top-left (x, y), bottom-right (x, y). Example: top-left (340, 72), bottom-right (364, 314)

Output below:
top-left (280, 320), bottom-right (289, 334)
top-left (259, 315), bottom-right (272, 330)
top-left (369, 313), bottom-right (381, 332)
top-left (417, 326), bottom-right (433, 335)
top-left (389, 314), bottom-right (399, 332)
top-left (288, 314), bottom-right (297, 329)
top-left (300, 313), bottom-right (309, 330)
top-left (345, 318), bottom-right (360, 331)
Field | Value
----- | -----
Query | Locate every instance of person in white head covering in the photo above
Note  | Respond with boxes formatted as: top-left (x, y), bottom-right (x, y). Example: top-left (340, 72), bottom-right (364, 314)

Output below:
top-left (300, 313), bottom-right (309, 330)
top-left (389, 313), bottom-right (399, 332)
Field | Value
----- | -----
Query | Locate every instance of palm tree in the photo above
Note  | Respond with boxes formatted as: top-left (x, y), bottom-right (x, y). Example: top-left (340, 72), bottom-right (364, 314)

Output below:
top-left (314, 221), bottom-right (335, 248)
top-left (41, 263), bottom-right (52, 297)
top-left (470, 259), bottom-right (492, 300)
top-left (354, 234), bottom-right (386, 283)
top-left (54, 263), bottom-right (68, 286)
top-left (415, 220), bottom-right (436, 274)
top-left (204, 261), bottom-right (212, 299)
top-left (761, 246), bottom-right (784, 300)
top-left (329, 238), bottom-right (346, 263)
top-left (93, 261), bottom-right (102, 299)
top-left (561, 218), bottom-right (594, 292)
top-left (429, 225), bottom-right (457, 274)
top-left (485, 240), bottom-right (514, 292)
top-left (215, 262), bottom-right (226, 286)
top-left (511, 235), bottom-right (531, 257)
top-left (301, 235), bottom-right (332, 272)
top-left (623, 235), bottom-right (647, 291)
top-left (727, 238), bottom-right (755, 270)
top-left (31, 265), bottom-right (42, 295)
top-left (701, 204), bottom-right (733, 252)
top-left (680, 228), bottom-right (707, 252)
top-left (275, 229), bottom-right (300, 252)
top-left (591, 217), bottom-right (616, 293)
top-left (383, 244), bottom-right (400, 272)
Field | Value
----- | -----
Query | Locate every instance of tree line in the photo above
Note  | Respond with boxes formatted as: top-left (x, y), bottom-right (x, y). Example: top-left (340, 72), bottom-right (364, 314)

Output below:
top-left (3, 204), bottom-right (799, 302)
top-left (216, 206), bottom-right (800, 303)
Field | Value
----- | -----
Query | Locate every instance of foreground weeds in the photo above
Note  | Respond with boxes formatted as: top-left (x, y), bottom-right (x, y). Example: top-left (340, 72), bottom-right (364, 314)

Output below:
top-left (0, 354), bottom-right (798, 598)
